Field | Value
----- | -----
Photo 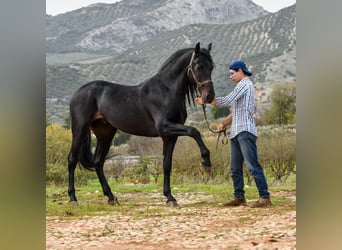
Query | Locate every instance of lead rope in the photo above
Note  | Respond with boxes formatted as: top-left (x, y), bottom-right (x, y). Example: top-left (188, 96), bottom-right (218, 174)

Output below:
top-left (201, 104), bottom-right (229, 151)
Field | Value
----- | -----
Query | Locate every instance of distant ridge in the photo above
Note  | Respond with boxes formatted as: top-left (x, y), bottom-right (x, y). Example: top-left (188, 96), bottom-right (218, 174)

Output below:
top-left (46, 2), bottom-right (295, 124)
top-left (46, 0), bottom-right (268, 53)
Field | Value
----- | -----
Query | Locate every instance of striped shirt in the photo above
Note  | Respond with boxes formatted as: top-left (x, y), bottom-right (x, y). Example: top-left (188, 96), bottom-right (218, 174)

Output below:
top-left (215, 77), bottom-right (258, 139)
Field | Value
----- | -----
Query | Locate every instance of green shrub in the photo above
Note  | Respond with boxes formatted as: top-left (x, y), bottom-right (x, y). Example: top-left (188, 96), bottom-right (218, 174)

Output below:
top-left (171, 124), bottom-right (296, 186)
top-left (46, 163), bottom-right (97, 186)
top-left (46, 122), bottom-right (296, 187)
top-left (46, 123), bottom-right (97, 185)
top-left (46, 164), bottom-right (67, 185)
top-left (46, 124), bottom-right (71, 165)
top-left (257, 124), bottom-right (296, 184)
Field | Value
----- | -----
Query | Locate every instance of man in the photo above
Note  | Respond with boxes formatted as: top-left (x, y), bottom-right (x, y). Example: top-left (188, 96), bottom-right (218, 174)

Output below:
top-left (195, 60), bottom-right (271, 208)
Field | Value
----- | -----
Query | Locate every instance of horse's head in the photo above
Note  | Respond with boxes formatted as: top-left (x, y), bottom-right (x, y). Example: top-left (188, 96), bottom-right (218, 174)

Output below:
top-left (187, 42), bottom-right (215, 104)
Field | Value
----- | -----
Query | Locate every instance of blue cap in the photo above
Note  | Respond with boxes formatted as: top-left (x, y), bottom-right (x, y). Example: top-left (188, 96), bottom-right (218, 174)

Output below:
top-left (229, 60), bottom-right (252, 76)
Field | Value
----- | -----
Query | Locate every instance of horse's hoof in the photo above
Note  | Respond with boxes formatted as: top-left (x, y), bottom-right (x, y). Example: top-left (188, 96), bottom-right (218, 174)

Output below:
top-left (108, 197), bottom-right (120, 206)
top-left (200, 164), bottom-right (211, 174)
top-left (68, 201), bottom-right (78, 206)
top-left (166, 200), bottom-right (178, 207)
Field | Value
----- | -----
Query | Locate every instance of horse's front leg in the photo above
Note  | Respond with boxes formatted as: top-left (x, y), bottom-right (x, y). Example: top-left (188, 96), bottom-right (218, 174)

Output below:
top-left (162, 136), bottom-right (178, 207)
top-left (161, 123), bottom-right (211, 172)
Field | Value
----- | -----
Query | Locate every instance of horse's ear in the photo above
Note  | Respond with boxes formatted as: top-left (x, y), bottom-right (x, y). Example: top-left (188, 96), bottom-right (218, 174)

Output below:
top-left (195, 42), bottom-right (200, 56)
top-left (207, 43), bottom-right (212, 53)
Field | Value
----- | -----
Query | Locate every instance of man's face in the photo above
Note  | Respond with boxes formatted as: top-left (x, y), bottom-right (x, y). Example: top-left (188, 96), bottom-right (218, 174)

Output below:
top-left (229, 69), bottom-right (243, 83)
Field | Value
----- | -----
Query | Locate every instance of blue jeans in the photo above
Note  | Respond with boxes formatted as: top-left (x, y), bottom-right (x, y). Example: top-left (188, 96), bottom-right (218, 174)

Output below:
top-left (230, 131), bottom-right (270, 199)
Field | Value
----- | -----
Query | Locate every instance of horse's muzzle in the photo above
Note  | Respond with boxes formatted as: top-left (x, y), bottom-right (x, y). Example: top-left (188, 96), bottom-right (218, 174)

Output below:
top-left (200, 82), bottom-right (215, 104)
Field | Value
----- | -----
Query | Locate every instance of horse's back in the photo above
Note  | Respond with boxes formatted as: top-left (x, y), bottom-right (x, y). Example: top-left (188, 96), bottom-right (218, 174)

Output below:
top-left (71, 80), bottom-right (113, 99)
top-left (70, 80), bottom-right (126, 108)
top-left (69, 80), bottom-right (156, 135)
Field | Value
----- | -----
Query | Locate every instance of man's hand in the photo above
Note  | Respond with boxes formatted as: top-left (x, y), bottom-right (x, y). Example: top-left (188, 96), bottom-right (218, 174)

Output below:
top-left (195, 97), bottom-right (204, 106)
top-left (195, 97), bottom-right (216, 106)
top-left (217, 123), bottom-right (226, 132)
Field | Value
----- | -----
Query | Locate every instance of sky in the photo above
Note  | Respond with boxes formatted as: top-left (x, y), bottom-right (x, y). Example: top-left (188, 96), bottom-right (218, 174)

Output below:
top-left (46, 0), bottom-right (296, 16)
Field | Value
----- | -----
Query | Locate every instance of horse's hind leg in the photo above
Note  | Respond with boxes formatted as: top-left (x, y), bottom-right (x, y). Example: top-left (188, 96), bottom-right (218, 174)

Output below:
top-left (94, 138), bottom-right (119, 205)
top-left (91, 120), bottom-right (119, 205)
top-left (67, 151), bottom-right (78, 204)
top-left (67, 126), bottom-right (89, 204)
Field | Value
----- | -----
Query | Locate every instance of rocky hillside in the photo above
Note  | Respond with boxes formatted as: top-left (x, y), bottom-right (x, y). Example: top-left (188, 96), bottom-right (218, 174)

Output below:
top-left (46, 3), bottom-right (295, 124)
top-left (46, 0), bottom-right (268, 53)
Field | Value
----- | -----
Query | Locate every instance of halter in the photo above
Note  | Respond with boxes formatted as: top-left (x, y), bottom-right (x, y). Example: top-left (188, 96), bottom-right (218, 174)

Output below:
top-left (187, 51), bottom-right (228, 150)
top-left (187, 51), bottom-right (213, 98)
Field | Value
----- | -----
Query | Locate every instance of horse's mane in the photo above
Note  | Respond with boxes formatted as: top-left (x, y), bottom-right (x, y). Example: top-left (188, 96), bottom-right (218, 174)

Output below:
top-left (158, 48), bottom-right (192, 73)
top-left (157, 47), bottom-right (213, 106)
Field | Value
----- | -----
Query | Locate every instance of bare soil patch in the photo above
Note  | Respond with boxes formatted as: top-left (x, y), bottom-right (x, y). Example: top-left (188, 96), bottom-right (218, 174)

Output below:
top-left (46, 190), bottom-right (296, 249)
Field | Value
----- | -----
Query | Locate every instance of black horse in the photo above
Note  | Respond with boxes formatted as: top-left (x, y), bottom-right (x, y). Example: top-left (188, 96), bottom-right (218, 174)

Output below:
top-left (67, 42), bottom-right (215, 206)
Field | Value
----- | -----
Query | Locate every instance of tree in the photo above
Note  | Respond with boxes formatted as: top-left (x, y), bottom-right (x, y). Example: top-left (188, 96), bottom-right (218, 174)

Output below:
top-left (257, 125), bottom-right (296, 184)
top-left (212, 106), bottom-right (231, 119)
top-left (46, 123), bottom-right (71, 165)
top-left (46, 116), bottom-right (51, 127)
top-left (46, 123), bottom-right (97, 185)
top-left (63, 114), bottom-right (70, 129)
top-left (261, 82), bottom-right (296, 125)
top-left (132, 157), bottom-right (152, 183)
top-left (149, 157), bottom-right (162, 183)
top-left (46, 123), bottom-right (72, 184)
top-left (113, 130), bottom-right (131, 145)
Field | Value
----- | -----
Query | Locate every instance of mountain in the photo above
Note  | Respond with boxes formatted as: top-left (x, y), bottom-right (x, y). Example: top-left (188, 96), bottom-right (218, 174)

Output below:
top-left (46, 2), bottom-right (296, 124)
top-left (46, 0), bottom-right (268, 53)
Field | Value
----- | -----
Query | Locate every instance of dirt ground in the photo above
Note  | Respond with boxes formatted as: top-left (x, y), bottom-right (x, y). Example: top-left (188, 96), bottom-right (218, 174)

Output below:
top-left (46, 190), bottom-right (296, 250)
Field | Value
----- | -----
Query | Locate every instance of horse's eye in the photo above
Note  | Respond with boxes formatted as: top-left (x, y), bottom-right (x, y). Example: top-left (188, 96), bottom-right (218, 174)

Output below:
top-left (195, 65), bottom-right (202, 71)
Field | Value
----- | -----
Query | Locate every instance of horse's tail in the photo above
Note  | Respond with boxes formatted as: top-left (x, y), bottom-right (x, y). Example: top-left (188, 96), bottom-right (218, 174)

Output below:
top-left (78, 129), bottom-right (96, 171)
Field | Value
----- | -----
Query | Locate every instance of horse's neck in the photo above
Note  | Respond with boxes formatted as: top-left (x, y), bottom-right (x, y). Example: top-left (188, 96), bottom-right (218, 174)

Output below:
top-left (160, 58), bottom-right (189, 82)
top-left (141, 53), bottom-right (192, 96)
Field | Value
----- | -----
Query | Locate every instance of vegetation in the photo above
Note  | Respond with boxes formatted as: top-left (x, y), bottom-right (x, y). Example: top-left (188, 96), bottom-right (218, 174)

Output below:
top-left (46, 181), bottom-right (295, 217)
top-left (113, 130), bottom-right (131, 146)
top-left (46, 116), bottom-right (51, 127)
top-left (211, 106), bottom-right (230, 119)
top-left (46, 124), bottom-right (97, 185)
top-left (46, 123), bottom-right (296, 187)
top-left (259, 82), bottom-right (296, 125)
top-left (258, 125), bottom-right (296, 184)
top-left (46, 78), bottom-right (296, 188)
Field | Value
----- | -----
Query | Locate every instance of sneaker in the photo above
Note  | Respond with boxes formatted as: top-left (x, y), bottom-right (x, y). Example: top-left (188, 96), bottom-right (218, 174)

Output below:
top-left (249, 198), bottom-right (272, 208)
top-left (223, 198), bottom-right (246, 207)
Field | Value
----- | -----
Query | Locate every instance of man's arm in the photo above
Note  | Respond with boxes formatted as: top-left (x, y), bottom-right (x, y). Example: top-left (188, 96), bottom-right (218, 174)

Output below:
top-left (218, 114), bottom-right (232, 131)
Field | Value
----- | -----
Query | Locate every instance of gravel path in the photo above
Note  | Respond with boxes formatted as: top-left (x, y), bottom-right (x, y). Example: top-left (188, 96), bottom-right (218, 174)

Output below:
top-left (46, 190), bottom-right (296, 250)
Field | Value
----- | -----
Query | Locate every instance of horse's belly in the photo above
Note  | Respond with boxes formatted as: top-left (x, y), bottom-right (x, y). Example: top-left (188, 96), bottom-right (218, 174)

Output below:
top-left (114, 120), bottom-right (159, 137)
